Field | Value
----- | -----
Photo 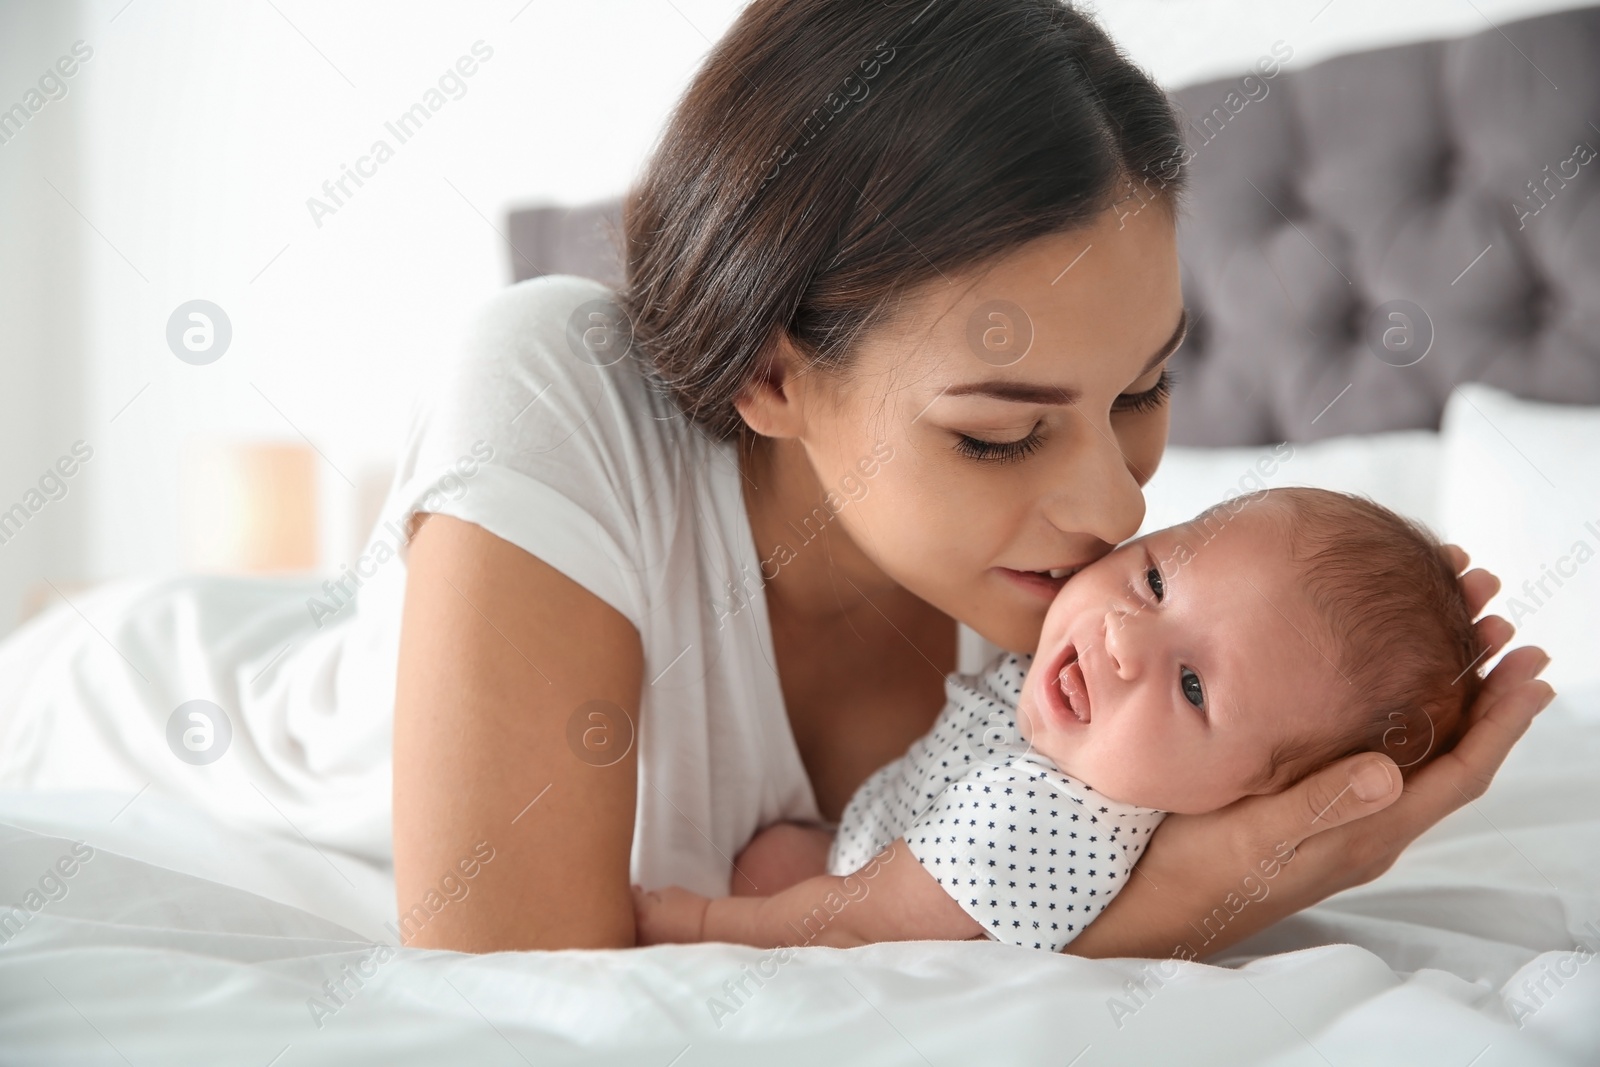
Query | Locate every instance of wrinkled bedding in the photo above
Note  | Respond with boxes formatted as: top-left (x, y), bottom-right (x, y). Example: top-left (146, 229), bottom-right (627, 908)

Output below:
top-left (1, 681), bottom-right (1595, 1066)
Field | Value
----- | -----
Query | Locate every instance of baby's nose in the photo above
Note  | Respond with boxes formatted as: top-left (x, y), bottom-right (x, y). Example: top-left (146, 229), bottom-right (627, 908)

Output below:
top-left (1101, 606), bottom-right (1133, 675)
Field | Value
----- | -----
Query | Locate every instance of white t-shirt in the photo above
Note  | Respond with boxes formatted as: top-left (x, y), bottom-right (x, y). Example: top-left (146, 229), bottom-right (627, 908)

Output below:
top-left (0, 273), bottom-right (1000, 896)
top-left (826, 651), bottom-right (1166, 951)
top-left (369, 274), bottom-right (1001, 895)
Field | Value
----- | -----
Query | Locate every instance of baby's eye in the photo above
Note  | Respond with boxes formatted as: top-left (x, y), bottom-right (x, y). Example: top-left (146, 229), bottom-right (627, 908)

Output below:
top-left (1145, 565), bottom-right (1165, 603)
top-left (1180, 667), bottom-right (1205, 711)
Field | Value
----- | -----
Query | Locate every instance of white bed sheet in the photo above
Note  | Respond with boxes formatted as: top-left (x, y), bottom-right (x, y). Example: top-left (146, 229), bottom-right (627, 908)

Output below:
top-left (2, 683), bottom-right (1596, 1066)
top-left (2, 425), bottom-right (1598, 1064)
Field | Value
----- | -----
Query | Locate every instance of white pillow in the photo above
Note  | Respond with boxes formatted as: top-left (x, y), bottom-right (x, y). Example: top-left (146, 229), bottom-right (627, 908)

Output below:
top-left (1138, 430), bottom-right (1443, 536)
top-left (1439, 384), bottom-right (1600, 693)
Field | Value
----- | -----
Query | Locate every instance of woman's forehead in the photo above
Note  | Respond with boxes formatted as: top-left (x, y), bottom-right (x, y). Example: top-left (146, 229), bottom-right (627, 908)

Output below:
top-left (857, 209), bottom-right (1185, 386)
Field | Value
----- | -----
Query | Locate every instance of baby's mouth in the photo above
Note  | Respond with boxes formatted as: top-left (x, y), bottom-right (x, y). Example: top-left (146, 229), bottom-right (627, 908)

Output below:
top-left (1058, 648), bottom-right (1092, 724)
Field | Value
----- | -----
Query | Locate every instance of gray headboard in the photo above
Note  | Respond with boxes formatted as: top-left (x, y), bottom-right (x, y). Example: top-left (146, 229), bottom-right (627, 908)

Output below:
top-left (506, 4), bottom-right (1600, 446)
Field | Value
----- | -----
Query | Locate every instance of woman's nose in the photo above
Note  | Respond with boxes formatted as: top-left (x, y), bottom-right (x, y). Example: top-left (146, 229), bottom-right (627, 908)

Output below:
top-left (1043, 413), bottom-right (1147, 547)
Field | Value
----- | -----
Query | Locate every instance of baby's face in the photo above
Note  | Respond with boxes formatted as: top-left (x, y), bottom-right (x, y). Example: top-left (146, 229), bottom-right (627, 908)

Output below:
top-left (1016, 504), bottom-right (1343, 814)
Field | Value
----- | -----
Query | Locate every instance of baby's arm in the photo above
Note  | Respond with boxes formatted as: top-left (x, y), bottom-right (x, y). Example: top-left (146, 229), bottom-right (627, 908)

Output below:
top-left (634, 838), bottom-right (986, 949)
top-left (730, 821), bottom-right (836, 896)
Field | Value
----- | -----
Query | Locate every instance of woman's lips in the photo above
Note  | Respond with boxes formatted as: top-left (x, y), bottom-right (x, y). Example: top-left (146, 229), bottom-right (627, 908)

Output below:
top-left (995, 564), bottom-right (1086, 601)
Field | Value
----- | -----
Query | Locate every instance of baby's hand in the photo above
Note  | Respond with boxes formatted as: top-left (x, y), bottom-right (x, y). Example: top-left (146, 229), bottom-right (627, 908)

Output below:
top-left (631, 884), bottom-right (712, 945)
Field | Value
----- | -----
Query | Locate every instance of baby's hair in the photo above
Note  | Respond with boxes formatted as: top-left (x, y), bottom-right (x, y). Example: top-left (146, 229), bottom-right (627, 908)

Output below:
top-left (1222, 487), bottom-right (1484, 792)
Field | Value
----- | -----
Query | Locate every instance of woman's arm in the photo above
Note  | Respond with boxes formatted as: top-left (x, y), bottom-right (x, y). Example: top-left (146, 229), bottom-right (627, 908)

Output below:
top-left (1064, 553), bottom-right (1555, 961)
top-left (636, 838), bottom-right (983, 948)
top-left (392, 513), bottom-right (642, 951)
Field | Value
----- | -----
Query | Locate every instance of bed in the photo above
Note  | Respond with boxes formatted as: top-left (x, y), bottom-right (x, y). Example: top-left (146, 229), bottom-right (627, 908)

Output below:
top-left (4, 6), bottom-right (1600, 1064)
top-left (2, 407), bottom-right (1597, 1066)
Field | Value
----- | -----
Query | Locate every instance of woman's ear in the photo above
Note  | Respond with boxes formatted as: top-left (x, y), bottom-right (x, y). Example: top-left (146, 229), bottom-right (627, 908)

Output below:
top-left (733, 332), bottom-right (810, 439)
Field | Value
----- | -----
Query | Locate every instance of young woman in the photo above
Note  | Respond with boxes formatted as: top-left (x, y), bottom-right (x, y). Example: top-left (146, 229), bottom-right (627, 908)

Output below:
top-left (389, 0), bottom-right (1553, 953)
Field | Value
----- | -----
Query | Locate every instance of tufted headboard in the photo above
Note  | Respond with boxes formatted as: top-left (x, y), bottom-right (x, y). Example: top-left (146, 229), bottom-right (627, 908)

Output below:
top-left (506, 4), bottom-right (1600, 445)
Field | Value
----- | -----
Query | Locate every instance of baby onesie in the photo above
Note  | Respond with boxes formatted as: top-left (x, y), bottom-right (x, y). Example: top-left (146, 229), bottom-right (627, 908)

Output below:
top-left (825, 651), bottom-right (1167, 951)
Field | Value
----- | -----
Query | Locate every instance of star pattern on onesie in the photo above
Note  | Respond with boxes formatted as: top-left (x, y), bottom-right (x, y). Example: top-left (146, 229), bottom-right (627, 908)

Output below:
top-left (825, 652), bottom-right (1168, 951)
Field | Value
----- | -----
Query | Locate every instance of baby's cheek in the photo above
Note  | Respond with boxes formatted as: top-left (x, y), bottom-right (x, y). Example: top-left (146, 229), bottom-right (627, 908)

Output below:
top-left (1029, 727), bottom-right (1090, 782)
top-left (1069, 723), bottom-right (1173, 808)
top-left (1014, 698), bottom-right (1035, 742)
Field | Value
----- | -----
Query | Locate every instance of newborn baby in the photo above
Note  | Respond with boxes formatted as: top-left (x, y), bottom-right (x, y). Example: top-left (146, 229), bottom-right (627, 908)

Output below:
top-left (632, 487), bottom-right (1484, 952)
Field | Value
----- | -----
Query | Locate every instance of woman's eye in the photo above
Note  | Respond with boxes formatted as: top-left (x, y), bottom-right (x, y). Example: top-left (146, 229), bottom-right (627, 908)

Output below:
top-left (1112, 368), bottom-right (1174, 415)
top-left (954, 428), bottom-right (1044, 464)
top-left (1145, 565), bottom-right (1165, 602)
top-left (1180, 667), bottom-right (1205, 711)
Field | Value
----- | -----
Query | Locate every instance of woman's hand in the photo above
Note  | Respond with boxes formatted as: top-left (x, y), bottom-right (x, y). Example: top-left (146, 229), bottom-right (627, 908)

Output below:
top-left (632, 884), bottom-right (712, 945)
top-left (1066, 547), bottom-right (1555, 961)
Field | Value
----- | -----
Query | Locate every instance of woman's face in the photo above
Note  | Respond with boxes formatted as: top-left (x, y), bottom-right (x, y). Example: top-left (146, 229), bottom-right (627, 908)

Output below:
top-left (748, 199), bottom-right (1186, 654)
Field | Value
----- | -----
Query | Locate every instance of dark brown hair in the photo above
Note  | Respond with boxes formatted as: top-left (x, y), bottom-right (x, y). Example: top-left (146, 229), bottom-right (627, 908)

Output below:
top-left (617, 0), bottom-right (1190, 440)
top-left (1246, 488), bottom-right (1484, 790)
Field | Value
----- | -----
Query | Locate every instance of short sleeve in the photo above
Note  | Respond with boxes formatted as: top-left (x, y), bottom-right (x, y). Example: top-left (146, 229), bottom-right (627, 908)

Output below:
top-left (903, 770), bottom-right (1148, 952)
top-left (384, 275), bottom-right (676, 631)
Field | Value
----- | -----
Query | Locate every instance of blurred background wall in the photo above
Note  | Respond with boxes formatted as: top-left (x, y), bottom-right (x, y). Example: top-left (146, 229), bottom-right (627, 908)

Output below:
top-left (0, 0), bottom-right (1591, 638)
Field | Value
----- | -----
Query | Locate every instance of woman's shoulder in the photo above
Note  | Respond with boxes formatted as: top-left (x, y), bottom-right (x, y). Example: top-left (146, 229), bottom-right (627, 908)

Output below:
top-left (468, 272), bottom-right (610, 324)
top-left (465, 273), bottom-right (612, 344)
top-left (456, 274), bottom-right (673, 416)
top-left (415, 273), bottom-right (706, 481)
top-left (386, 275), bottom-right (730, 630)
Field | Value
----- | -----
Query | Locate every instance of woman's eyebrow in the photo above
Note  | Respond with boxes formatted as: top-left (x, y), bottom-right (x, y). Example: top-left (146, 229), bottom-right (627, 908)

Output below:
top-left (942, 307), bottom-right (1190, 406)
top-left (943, 381), bottom-right (1082, 405)
top-left (1142, 306), bottom-right (1190, 376)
